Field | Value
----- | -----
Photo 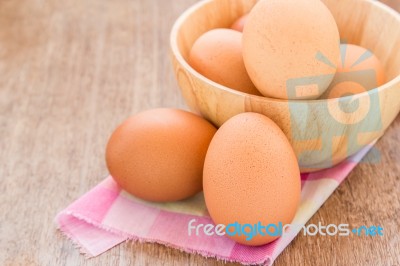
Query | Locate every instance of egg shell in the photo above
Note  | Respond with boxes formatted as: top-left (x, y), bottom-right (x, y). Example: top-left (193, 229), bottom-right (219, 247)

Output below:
top-left (106, 108), bottom-right (217, 202)
top-left (321, 44), bottom-right (386, 99)
top-left (242, 0), bottom-right (340, 99)
top-left (203, 112), bottom-right (301, 246)
top-left (189, 28), bottom-right (261, 96)
top-left (231, 14), bottom-right (249, 32)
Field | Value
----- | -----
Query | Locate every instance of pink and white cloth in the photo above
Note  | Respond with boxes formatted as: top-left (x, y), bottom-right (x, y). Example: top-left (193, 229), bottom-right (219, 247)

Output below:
top-left (56, 145), bottom-right (373, 265)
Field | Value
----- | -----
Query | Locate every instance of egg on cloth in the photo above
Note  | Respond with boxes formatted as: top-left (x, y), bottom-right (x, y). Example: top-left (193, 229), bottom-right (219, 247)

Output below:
top-left (189, 28), bottom-right (261, 96)
top-left (203, 112), bottom-right (301, 246)
top-left (106, 108), bottom-right (217, 202)
top-left (242, 0), bottom-right (340, 99)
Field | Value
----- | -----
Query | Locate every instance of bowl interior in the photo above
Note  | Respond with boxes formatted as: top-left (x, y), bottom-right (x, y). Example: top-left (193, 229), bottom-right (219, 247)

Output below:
top-left (173, 0), bottom-right (400, 84)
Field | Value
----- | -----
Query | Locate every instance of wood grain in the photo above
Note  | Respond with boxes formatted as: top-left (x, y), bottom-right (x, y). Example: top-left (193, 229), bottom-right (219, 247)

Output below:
top-left (0, 0), bottom-right (398, 265)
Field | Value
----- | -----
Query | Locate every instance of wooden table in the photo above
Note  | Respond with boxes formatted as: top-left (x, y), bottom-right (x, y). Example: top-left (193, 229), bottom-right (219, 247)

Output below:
top-left (0, 0), bottom-right (399, 265)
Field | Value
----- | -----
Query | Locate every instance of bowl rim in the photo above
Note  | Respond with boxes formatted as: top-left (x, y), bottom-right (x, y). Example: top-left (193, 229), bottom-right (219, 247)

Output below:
top-left (170, 0), bottom-right (400, 104)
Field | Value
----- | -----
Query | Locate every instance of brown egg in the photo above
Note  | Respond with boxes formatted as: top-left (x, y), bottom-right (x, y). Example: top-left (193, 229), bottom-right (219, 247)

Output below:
top-left (203, 112), bottom-right (301, 246)
top-left (321, 44), bottom-right (386, 99)
top-left (189, 28), bottom-right (262, 96)
top-left (231, 14), bottom-right (249, 32)
top-left (243, 0), bottom-right (340, 99)
top-left (106, 108), bottom-right (217, 202)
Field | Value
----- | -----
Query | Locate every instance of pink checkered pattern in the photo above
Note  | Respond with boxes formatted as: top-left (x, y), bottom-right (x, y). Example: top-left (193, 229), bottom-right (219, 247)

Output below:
top-left (56, 145), bottom-right (373, 265)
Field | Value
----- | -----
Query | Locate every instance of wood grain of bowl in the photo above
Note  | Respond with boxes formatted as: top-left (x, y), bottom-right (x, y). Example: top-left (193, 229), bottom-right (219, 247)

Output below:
top-left (170, 0), bottom-right (400, 172)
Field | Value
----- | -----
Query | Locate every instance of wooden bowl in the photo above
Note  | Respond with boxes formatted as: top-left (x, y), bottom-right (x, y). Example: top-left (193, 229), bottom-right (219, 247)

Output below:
top-left (170, 0), bottom-right (400, 172)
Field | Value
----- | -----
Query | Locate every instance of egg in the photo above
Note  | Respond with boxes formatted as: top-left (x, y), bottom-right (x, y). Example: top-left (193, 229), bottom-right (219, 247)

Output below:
top-left (203, 112), bottom-right (301, 246)
top-left (106, 108), bottom-right (217, 202)
top-left (242, 0), bottom-right (340, 99)
top-left (321, 44), bottom-right (386, 99)
top-left (189, 28), bottom-right (261, 96)
top-left (231, 14), bottom-right (249, 32)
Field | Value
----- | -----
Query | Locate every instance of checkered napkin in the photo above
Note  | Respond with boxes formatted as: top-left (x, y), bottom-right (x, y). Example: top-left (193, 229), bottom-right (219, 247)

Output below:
top-left (55, 144), bottom-right (374, 265)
